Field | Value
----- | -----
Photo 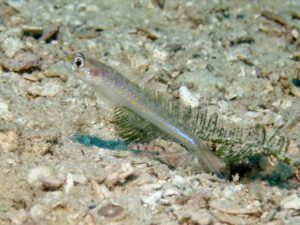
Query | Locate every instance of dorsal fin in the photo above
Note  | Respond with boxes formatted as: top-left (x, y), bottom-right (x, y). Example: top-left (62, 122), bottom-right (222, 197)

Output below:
top-left (113, 106), bottom-right (169, 143)
top-left (113, 88), bottom-right (290, 166)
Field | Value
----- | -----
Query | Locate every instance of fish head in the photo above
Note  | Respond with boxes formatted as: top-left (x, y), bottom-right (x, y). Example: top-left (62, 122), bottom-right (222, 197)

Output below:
top-left (66, 52), bottom-right (95, 81)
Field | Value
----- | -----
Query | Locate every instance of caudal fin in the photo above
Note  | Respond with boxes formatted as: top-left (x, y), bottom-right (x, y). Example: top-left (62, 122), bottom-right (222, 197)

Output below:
top-left (195, 141), bottom-right (226, 178)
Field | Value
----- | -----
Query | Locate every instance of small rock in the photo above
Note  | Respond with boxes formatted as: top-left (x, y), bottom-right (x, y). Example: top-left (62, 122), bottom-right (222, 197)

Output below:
top-left (186, 195), bottom-right (208, 209)
top-left (22, 25), bottom-right (43, 39)
top-left (173, 175), bottom-right (188, 187)
top-left (27, 82), bottom-right (63, 97)
top-left (0, 99), bottom-right (9, 115)
top-left (174, 209), bottom-right (212, 225)
top-left (41, 24), bottom-right (59, 42)
top-left (41, 82), bottom-right (63, 97)
top-left (2, 52), bottom-right (40, 72)
top-left (26, 83), bottom-right (43, 97)
top-left (280, 194), bottom-right (300, 210)
top-left (105, 162), bottom-right (135, 187)
top-left (10, 210), bottom-right (29, 225)
top-left (141, 183), bottom-right (163, 191)
top-left (209, 198), bottom-right (262, 215)
top-left (1, 37), bottom-right (24, 58)
top-left (6, 158), bottom-right (16, 165)
top-left (0, 130), bottom-right (19, 152)
top-left (291, 141), bottom-right (300, 156)
top-left (291, 29), bottom-right (299, 39)
top-left (224, 83), bottom-right (246, 100)
top-left (97, 204), bottom-right (124, 218)
top-left (152, 47), bottom-right (169, 61)
top-left (141, 191), bottom-right (162, 206)
top-left (29, 204), bottom-right (45, 223)
top-left (64, 173), bottom-right (74, 194)
top-left (213, 211), bottom-right (246, 225)
top-left (27, 166), bottom-right (63, 190)
top-left (23, 72), bottom-right (42, 81)
top-left (43, 61), bottom-right (68, 81)
top-left (223, 184), bottom-right (244, 199)
top-left (72, 173), bottom-right (88, 185)
top-left (179, 86), bottom-right (199, 108)
top-left (9, 15), bottom-right (24, 26)
top-left (284, 216), bottom-right (300, 225)
top-left (40, 176), bottom-right (64, 190)
top-left (91, 180), bottom-right (111, 199)
top-left (170, 71), bottom-right (180, 78)
top-left (163, 186), bottom-right (179, 197)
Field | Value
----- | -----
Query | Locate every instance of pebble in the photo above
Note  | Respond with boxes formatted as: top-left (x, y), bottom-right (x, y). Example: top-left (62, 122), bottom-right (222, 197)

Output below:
top-left (224, 85), bottom-right (240, 100)
top-left (141, 191), bottom-right (162, 206)
top-left (284, 216), bottom-right (300, 225)
top-left (10, 210), bottom-right (29, 225)
top-left (179, 86), bottom-right (199, 108)
top-left (29, 204), bottom-right (45, 223)
top-left (71, 173), bottom-right (88, 185)
top-left (0, 98), bottom-right (14, 121)
top-left (41, 82), bottom-right (63, 97)
top-left (213, 211), bottom-right (246, 225)
top-left (27, 166), bottom-right (63, 190)
top-left (97, 204), bottom-right (124, 218)
top-left (41, 24), bottom-right (59, 42)
top-left (152, 47), bottom-right (169, 62)
top-left (291, 29), bottom-right (299, 39)
top-left (1, 37), bottom-right (24, 58)
top-left (27, 81), bottom-right (63, 97)
top-left (43, 61), bottom-right (69, 81)
top-left (174, 209), bottom-right (212, 225)
top-left (141, 183), bottom-right (163, 191)
top-left (22, 25), bottom-right (43, 38)
top-left (209, 198), bottom-right (262, 214)
top-left (64, 173), bottom-right (74, 194)
top-left (105, 162), bottom-right (135, 188)
top-left (91, 180), bottom-right (111, 199)
top-left (23, 72), bottom-right (42, 81)
top-left (6, 158), bottom-right (16, 165)
top-left (173, 175), bottom-right (188, 187)
top-left (223, 184), bottom-right (244, 199)
top-left (0, 99), bottom-right (9, 115)
top-left (0, 130), bottom-right (19, 152)
top-left (163, 186), bottom-right (179, 197)
top-left (280, 194), bottom-right (300, 210)
top-left (2, 52), bottom-right (40, 72)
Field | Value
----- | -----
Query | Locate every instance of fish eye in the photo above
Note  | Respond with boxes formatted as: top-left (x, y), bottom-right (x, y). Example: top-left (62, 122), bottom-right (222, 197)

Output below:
top-left (72, 52), bottom-right (85, 69)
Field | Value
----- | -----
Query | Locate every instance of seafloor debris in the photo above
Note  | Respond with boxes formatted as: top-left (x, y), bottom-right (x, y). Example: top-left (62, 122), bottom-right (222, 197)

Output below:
top-left (179, 85), bottom-right (200, 108)
top-left (104, 162), bottom-right (135, 188)
top-left (2, 52), bottom-right (40, 72)
top-left (26, 81), bottom-right (63, 98)
top-left (97, 203), bottom-right (124, 218)
top-left (280, 194), bottom-right (300, 210)
top-left (41, 24), bottom-right (59, 43)
top-left (0, 130), bottom-right (19, 152)
top-left (22, 24), bottom-right (60, 42)
top-left (27, 166), bottom-right (64, 190)
top-left (261, 10), bottom-right (296, 42)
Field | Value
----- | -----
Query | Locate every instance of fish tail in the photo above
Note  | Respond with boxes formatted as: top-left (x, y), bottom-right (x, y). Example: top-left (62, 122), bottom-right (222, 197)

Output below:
top-left (195, 141), bottom-right (225, 178)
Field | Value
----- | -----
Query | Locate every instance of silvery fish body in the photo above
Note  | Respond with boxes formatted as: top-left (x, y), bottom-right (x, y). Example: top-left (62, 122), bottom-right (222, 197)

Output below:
top-left (66, 52), bottom-right (224, 174)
